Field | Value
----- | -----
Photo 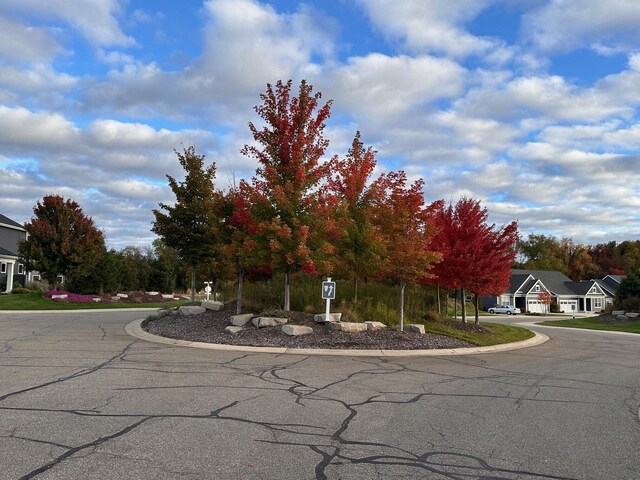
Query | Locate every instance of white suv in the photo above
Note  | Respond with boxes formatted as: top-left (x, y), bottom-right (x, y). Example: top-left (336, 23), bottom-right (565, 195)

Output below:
top-left (488, 305), bottom-right (521, 315)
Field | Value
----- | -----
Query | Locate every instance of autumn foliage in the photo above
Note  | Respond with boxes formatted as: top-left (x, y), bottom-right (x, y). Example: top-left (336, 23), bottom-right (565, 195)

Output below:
top-left (429, 198), bottom-right (518, 325)
top-left (18, 195), bottom-right (105, 287)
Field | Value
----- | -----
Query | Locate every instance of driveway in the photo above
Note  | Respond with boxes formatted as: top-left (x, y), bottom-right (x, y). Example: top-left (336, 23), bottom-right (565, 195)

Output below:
top-left (1, 309), bottom-right (639, 479)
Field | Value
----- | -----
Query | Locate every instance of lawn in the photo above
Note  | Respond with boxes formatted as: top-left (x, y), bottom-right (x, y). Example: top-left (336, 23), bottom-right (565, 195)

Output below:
top-left (537, 317), bottom-right (640, 334)
top-left (0, 292), bottom-right (188, 310)
top-left (424, 321), bottom-right (535, 346)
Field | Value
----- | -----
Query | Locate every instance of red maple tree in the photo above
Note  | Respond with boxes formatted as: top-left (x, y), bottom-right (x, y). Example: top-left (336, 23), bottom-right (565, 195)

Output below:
top-left (241, 79), bottom-right (333, 311)
top-left (373, 172), bottom-right (442, 331)
top-left (326, 131), bottom-right (386, 304)
top-left (429, 197), bottom-right (518, 325)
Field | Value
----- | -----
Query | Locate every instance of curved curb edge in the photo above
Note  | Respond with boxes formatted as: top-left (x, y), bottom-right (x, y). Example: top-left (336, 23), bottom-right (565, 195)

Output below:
top-left (125, 318), bottom-right (549, 357)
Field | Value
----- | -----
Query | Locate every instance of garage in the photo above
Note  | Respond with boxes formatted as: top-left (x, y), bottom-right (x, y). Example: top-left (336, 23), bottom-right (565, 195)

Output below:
top-left (558, 300), bottom-right (577, 313)
top-left (527, 299), bottom-right (546, 313)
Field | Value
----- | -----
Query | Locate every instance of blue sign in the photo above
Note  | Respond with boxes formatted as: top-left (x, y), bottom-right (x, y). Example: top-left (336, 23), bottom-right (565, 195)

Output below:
top-left (322, 281), bottom-right (336, 300)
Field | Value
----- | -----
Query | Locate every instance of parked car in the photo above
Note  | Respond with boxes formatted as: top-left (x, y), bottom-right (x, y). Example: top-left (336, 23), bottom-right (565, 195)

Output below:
top-left (488, 305), bottom-right (521, 315)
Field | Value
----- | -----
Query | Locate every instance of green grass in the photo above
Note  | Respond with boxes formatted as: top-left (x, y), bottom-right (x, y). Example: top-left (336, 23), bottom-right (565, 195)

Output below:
top-left (538, 317), bottom-right (640, 334)
top-left (423, 321), bottom-right (535, 346)
top-left (0, 292), bottom-right (188, 310)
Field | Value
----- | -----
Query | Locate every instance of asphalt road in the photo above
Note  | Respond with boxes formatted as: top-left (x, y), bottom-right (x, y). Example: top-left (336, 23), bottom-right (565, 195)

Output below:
top-left (1, 309), bottom-right (638, 479)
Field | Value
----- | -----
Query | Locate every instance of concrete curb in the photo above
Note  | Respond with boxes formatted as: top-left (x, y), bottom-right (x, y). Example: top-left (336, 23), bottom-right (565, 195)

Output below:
top-left (126, 318), bottom-right (549, 357)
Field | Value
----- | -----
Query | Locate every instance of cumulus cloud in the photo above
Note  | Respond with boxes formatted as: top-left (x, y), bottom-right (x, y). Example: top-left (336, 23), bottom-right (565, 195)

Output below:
top-left (0, 0), bottom-right (134, 47)
top-left (522, 0), bottom-right (640, 54)
top-left (357, 0), bottom-right (504, 59)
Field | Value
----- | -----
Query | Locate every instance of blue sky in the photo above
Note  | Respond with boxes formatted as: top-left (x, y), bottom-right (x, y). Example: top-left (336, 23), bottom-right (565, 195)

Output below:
top-left (2, 0), bottom-right (640, 249)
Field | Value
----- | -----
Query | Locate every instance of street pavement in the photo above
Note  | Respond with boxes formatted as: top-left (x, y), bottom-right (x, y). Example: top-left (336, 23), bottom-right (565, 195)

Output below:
top-left (1, 309), bottom-right (638, 479)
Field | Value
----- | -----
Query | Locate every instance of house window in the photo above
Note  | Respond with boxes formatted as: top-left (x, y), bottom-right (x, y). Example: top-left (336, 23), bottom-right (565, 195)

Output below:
top-left (594, 298), bottom-right (603, 309)
top-left (18, 264), bottom-right (24, 274)
top-left (32, 274), bottom-right (41, 281)
top-left (535, 285), bottom-right (540, 292)
top-left (0, 263), bottom-right (5, 274)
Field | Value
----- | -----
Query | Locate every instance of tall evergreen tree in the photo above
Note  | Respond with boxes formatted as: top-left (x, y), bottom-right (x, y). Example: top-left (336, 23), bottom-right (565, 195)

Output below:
top-left (152, 146), bottom-right (220, 301)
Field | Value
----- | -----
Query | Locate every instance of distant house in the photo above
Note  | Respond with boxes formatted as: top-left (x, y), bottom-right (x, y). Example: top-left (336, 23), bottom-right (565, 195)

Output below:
top-left (0, 213), bottom-right (29, 292)
top-left (493, 269), bottom-right (624, 314)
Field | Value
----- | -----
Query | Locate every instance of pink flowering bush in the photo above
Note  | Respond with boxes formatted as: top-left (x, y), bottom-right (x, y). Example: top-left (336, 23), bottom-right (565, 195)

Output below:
top-left (44, 290), bottom-right (113, 303)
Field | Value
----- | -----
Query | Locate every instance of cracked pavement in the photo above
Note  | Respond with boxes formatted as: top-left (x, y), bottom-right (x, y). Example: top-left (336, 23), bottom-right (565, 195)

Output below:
top-left (0, 310), bottom-right (638, 479)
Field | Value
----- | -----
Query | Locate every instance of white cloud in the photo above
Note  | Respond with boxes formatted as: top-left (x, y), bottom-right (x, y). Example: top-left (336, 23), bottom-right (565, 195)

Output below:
top-left (522, 0), bottom-right (640, 54)
top-left (357, 0), bottom-right (502, 58)
top-left (0, 0), bottom-right (134, 47)
top-left (0, 16), bottom-right (63, 63)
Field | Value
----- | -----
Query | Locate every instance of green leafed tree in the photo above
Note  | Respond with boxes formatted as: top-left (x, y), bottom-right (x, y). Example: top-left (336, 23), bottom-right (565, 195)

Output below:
top-left (152, 146), bottom-right (221, 301)
top-left (18, 195), bottom-right (105, 288)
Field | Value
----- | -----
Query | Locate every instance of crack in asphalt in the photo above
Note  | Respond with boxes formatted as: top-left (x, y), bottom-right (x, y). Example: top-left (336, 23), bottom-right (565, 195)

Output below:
top-left (0, 340), bottom-right (137, 402)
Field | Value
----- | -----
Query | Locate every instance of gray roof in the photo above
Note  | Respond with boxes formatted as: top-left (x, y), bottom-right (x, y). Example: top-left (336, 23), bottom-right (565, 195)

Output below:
top-left (0, 213), bottom-right (24, 230)
top-left (0, 245), bottom-right (18, 257)
top-left (564, 281), bottom-right (595, 296)
top-left (595, 277), bottom-right (624, 296)
top-left (510, 269), bottom-right (575, 295)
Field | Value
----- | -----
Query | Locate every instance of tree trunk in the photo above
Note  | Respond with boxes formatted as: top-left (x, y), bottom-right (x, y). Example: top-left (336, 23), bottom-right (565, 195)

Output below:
top-left (283, 272), bottom-right (290, 311)
top-left (190, 263), bottom-right (196, 302)
top-left (461, 286), bottom-right (467, 324)
top-left (454, 289), bottom-right (458, 320)
top-left (474, 293), bottom-right (480, 326)
top-left (236, 268), bottom-right (244, 315)
top-left (399, 280), bottom-right (405, 332)
top-left (353, 276), bottom-right (358, 307)
top-left (437, 284), bottom-right (441, 314)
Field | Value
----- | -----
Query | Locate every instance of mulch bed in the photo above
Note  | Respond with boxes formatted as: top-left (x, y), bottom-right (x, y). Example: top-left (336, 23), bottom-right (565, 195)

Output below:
top-left (144, 303), bottom-right (475, 350)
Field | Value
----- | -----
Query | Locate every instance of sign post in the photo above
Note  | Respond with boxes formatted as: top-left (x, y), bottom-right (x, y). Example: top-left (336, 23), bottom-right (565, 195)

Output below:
top-left (204, 281), bottom-right (212, 301)
top-left (322, 277), bottom-right (336, 334)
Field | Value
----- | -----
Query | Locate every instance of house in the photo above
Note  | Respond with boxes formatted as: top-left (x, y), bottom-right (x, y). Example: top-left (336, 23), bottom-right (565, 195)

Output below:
top-left (493, 269), bottom-right (623, 314)
top-left (0, 213), bottom-right (29, 292)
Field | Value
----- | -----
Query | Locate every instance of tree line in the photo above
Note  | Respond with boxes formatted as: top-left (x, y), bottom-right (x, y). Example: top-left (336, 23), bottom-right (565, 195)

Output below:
top-left (152, 80), bottom-right (519, 327)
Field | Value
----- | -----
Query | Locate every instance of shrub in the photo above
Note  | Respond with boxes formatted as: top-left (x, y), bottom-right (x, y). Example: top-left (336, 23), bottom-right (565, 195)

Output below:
top-left (423, 310), bottom-right (446, 323)
top-left (549, 302), bottom-right (561, 313)
top-left (11, 287), bottom-right (31, 294)
top-left (26, 280), bottom-right (50, 292)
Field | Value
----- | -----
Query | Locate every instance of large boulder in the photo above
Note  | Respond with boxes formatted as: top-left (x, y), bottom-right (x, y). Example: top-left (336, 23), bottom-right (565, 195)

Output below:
top-left (252, 316), bottom-right (288, 328)
top-left (365, 321), bottom-right (386, 331)
top-left (626, 312), bottom-right (638, 318)
top-left (314, 313), bottom-right (342, 323)
top-left (612, 310), bottom-right (625, 316)
top-left (179, 305), bottom-right (206, 315)
top-left (202, 300), bottom-right (224, 311)
top-left (282, 325), bottom-right (313, 336)
top-left (231, 313), bottom-right (253, 326)
top-left (330, 322), bottom-right (366, 333)
top-left (404, 324), bottom-right (425, 334)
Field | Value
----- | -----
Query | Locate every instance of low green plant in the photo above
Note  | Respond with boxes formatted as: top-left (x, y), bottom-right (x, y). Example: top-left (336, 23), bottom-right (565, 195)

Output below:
top-left (26, 280), bottom-right (50, 292)
top-left (11, 287), bottom-right (31, 294)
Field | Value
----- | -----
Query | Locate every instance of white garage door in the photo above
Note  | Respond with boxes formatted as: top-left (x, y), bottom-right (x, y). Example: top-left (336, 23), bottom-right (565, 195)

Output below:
top-left (527, 300), bottom-right (545, 313)
top-left (558, 300), bottom-right (577, 313)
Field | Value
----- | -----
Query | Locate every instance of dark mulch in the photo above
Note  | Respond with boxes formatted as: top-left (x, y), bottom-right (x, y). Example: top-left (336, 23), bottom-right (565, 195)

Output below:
top-left (144, 304), bottom-right (475, 350)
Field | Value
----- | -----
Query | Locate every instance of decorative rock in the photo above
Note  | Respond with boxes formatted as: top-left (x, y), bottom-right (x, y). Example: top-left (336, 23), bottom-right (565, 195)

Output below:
top-left (92, 298), bottom-right (102, 303)
top-left (146, 291), bottom-right (159, 296)
top-left (51, 294), bottom-right (68, 300)
top-left (282, 325), bottom-right (313, 336)
top-left (365, 321), bottom-right (386, 331)
top-left (626, 312), bottom-right (638, 318)
top-left (405, 324), bottom-right (426, 334)
top-left (314, 312), bottom-right (342, 323)
top-left (616, 314), bottom-right (629, 322)
top-left (116, 293), bottom-right (129, 299)
top-left (202, 300), bottom-right (224, 311)
top-left (225, 326), bottom-right (244, 334)
top-left (612, 310), bottom-right (625, 316)
top-left (231, 313), bottom-right (254, 326)
top-left (252, 316), bottom-right (288, 328)
top-left (162, 294), bottom-right (175, 299)
top-left (179, 305), bottom-right (206, 315)
top-left (330, 321), bottom-right (367, 333)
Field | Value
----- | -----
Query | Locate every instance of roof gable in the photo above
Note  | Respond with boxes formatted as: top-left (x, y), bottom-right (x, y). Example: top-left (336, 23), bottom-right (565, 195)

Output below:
top-left (0, 213), bottom-right (25, 232)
